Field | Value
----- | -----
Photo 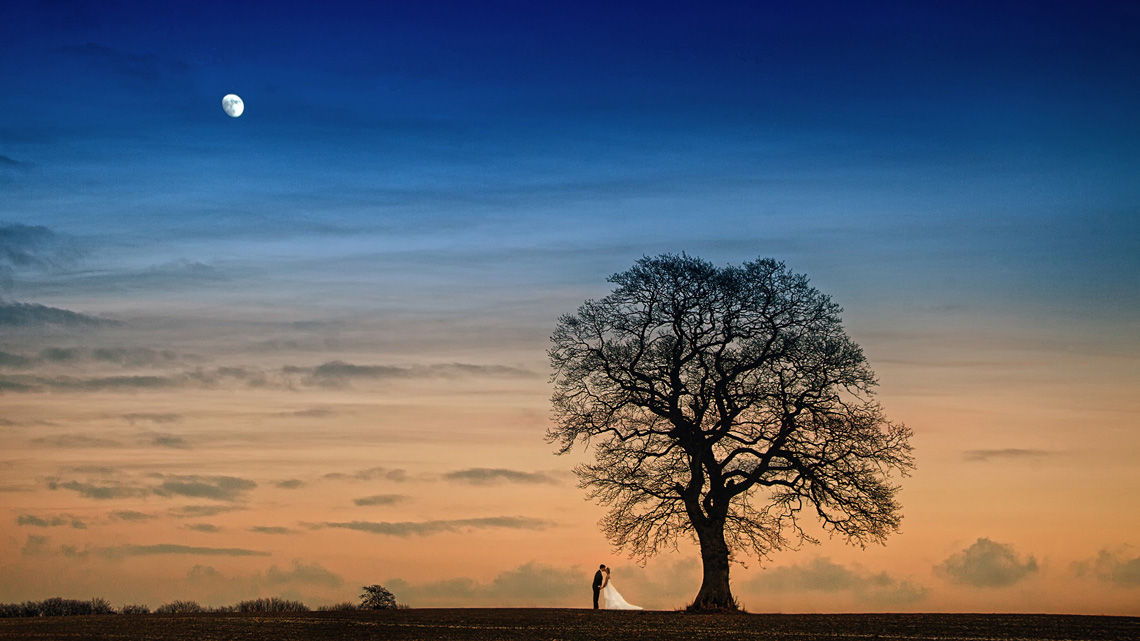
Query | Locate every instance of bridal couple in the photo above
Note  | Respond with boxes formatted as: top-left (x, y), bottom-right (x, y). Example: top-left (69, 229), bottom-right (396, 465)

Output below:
top-left (591, 564), bottom-right (642, 610)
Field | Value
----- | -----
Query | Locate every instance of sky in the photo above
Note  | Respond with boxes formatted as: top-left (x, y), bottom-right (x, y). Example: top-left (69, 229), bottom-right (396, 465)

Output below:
top-left (1, 0), bottom-right (1139, 614)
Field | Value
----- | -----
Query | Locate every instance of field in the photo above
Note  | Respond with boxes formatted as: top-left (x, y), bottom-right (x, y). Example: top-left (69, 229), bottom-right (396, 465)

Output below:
top-left (1, 609), bottom-right (1138, 641)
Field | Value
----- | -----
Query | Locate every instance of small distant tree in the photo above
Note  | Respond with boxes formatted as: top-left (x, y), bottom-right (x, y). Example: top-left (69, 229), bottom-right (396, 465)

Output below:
top-left (359, 585), bottom-right (398, 610)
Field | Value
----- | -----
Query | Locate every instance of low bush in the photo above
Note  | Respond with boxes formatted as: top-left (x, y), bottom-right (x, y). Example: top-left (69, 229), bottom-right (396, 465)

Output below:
top-left (120, 604), bottom-right (150, 614)
top-left (155, 600), bottom-right (204, 614)
top-left (0, 598), bottom-right (117, 618)
top-left (236, 597), bottom-right (309, 613)
top-left (317, 601), bottom-right (358, 612)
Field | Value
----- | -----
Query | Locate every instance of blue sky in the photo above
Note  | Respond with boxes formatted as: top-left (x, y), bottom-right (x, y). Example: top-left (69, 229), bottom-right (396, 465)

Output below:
top-left (2, 0), bottom-right (1139, 612)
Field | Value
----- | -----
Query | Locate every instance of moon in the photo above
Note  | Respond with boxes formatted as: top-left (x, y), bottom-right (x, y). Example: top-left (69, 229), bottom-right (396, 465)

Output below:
top-left (221, 94), bottom-right (244, 118)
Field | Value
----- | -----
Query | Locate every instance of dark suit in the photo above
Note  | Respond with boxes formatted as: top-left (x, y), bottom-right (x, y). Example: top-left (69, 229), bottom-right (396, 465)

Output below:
top-left (592, 570), bottom-right (604, 609)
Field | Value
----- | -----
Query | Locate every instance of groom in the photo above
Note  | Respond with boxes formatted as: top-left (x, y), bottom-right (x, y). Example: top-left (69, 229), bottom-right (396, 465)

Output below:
top-left (592, 564), bottom-right (605, 609)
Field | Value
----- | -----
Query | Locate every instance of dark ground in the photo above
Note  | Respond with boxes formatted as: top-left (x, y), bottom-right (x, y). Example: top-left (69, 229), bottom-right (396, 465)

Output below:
top-left (1, 609), bottom-right (1138, 641)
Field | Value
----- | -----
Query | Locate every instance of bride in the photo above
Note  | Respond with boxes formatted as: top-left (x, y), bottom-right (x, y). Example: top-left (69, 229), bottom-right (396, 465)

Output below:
top-left (600, 566), bottom-right (643, 610)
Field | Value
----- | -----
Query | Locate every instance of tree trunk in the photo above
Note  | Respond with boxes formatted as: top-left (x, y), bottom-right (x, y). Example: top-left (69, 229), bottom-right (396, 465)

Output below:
top-left (689, 517), bottom-right (737, 611)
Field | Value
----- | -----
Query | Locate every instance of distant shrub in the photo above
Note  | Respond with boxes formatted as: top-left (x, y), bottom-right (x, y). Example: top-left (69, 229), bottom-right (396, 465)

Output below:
top-left (317, 601), bottom-right (358, 612)
top-left (89, 598), bottom-right (115, 615)
top-left (359, 585), bottom-right (398, 610)
top-left (121, 604), bottom-right (150, 614)
top-left (211, 604), bottom-right (238, 613)
top-left (236, 597), bottom-right (309, 613)
top-left (155, 600), bottom-right (204, 614)
top-left (0, 598), bottom-right (117, 618)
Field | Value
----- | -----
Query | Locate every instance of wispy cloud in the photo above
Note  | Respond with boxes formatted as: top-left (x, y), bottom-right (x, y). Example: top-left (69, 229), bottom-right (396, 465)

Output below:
top-left (17, 514), bottom-right (87, 529)
top-left (1074, 549), bottom-right (1140, 587)
top-left (963, 449), bottom-right (1052, 462)
top-left (21, 535), bottom-right (51, 557)
top-left (745, 557), bottom-right (927, 606)
top-left (444, 468), bottom-right (559, 485)
top-left (49, 479), bottom-right (148, 500)
top-left (250, 526), bottom-right (294, 535)
top-left (287, 408), bottom-right (336, 418)
top-left (936, 538), bottom-right (1038, 588)
top-left (283, 361), bottom-right (535, 387)
top-left (275, 479), bottom-right (305, 489)
top-left (323, 466), bottom-right (407, 483)
top-left (0, 223), bottom-right (81, 291)
top-left (99, 543), bottom-right (269, 558)
top-left (145, 433), bottom-right (189, 449)
top-left (110, 510), bottom-right (154, 522)
top-left (168, 505), bottom-right (245, 518)
top-left (314, 516), bottom-right (553, 537)
top-left (353, 494), bottom-right (406, 506)
top-left (0, 302), bottom-right (112, 327)
top-left (387, 563), bottom-right (581, 607)
top-left (264, 560), bottom-right (344, 587)
top-left (187, 523), bottom-right (222, 533)
top-left (152, 475), bottom-right (257, 501)
top-left (124, 412), bottom-right (183, 424)
top-left (33, 433), bottom-right (123, 448)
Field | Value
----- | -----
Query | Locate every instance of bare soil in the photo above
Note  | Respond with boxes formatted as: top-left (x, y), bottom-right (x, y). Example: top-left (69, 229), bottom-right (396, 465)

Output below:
top-left (1, 608), bottom-right (1137, 641)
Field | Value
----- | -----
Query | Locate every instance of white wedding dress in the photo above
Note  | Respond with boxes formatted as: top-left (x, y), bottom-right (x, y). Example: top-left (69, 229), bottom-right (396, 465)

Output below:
top-left (601, 581), bottom-right (643, 610)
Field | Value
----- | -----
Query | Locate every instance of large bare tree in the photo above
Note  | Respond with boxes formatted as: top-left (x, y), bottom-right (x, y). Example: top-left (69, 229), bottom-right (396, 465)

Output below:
top-left (549, 254), bottom-right (913, 610)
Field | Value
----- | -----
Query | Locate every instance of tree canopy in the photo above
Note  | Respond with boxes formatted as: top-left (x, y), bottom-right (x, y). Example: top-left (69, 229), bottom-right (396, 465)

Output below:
top-left (549, 254), bottom-right (913, 609)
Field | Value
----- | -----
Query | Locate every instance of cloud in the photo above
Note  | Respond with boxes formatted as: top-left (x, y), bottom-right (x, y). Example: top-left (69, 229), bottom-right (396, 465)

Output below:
top-left (1074, 550), bottom-right (1140, 587)
top-left (98, 544), bottom-right (270, 558)
top-left (323, 466), bottom-right (407, 483)
top-left (283, 361), bottom-right (535, 387)
top-left (187, 523), bottom-right (222, 533)
top-left (168, 505), bottom-right (245, 518)
top-left (289, 408), bottom-right (336, 418)
top-left (21, 535), bottom-right (51, 557)
top-left (17, 514), bottom-right (87, 529)
top-left (937, 538), bottom-right (1039, 588)
top-left (387, 563), bottom-right (581, 607)
top-left (124, 412), bottom-right (182, 424)
top-left (745, 558), bottom-right (927, 606)
top-left (0, 302), bottom-right (111, 327)
top-left (250, 526), bottom-right (294, 535)
top-left (66, 465), bottom-right (116, 475)
top-left (0, 154), bottom-right (27, 168)
top-left (0, 350), bottom-right (33, 368)
top-left (49, 479), bottom-right (148, 500)
top-left (353, 494), bottom-right (406, 506)
top-left (33, 433), bottom-right (123, 448)
top-left (264, 561), bottom-right (344, 587)
top-left (152, 475), bottom-right (257, 501)
top-left (92, 348), bottom-right (183, 366)
top-left (316, 516), bottom-right (553, 537)
top-left (146, 433), bottom-right (189, 448)
top-left (110, 510), bottom-right (154, 522)
top-left (0, 224), bottom-right (81, 290)
top-left (444, 468), bottom-right (559, 485)
top-left (275, 479), bottom-right (305, 489)
top-left (2, 373), bottom-right (172, 392)
top-left (962, 449), bottom-right (1051, 462)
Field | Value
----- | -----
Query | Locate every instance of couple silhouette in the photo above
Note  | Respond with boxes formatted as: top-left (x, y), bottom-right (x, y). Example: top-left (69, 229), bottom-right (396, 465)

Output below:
top-left (591, 564), bottom-right (642, 610)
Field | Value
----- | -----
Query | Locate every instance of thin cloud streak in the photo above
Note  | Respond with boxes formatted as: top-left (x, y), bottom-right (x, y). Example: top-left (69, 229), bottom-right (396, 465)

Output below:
top-left (315, 516), bottom-right (553, 537)
top-left (444, 468), bottom-right (559, 485)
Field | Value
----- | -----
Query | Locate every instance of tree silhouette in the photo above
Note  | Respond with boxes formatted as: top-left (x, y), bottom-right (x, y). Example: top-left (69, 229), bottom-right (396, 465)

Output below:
top-left (549, 254), bottom-right (913, 610)
top-left (359, 585), bottom-right (398, 610)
